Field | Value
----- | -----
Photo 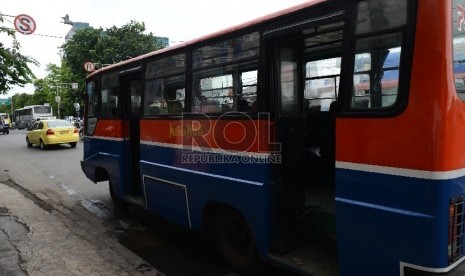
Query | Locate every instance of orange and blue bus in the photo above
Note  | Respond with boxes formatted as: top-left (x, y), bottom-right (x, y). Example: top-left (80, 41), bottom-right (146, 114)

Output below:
top-left (81, 0), bottom-right (465, 274)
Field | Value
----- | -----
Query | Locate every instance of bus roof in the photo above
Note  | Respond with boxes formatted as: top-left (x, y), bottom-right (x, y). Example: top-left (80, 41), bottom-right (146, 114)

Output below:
top-left (87, 0), bottom-right (327, 79)
top-left (15, 105), bottom-right (51, 110)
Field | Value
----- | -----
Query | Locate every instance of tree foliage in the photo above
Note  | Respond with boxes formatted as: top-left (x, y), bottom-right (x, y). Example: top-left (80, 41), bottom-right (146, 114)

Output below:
top-left (62, 20), bottom-right (162, 84)
top-left (54, 20), bottom-right (163, 118)
top-left (29, 63), bottom-right (81, 118)
top-left (0, 18), bottom-right (38, 94)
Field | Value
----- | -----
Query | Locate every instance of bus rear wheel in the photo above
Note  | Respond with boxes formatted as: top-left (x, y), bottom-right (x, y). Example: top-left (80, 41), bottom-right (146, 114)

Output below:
top-left (215, 208), bottom-right (260, 273)
top-left (109, 180), bottom-right (127, 211)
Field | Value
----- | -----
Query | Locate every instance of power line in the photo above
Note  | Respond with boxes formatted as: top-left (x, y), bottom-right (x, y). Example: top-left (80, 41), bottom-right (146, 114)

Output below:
top-left (0, 26), bottom-right (63, 39)
top-left (1, 13), bottom-right (64, 39)
top-left (0, 13), bottom-right (15, 18)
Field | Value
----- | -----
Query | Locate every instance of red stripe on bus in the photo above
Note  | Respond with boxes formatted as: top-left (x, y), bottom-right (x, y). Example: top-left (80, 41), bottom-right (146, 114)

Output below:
top-left (140, 119), bottom-right (276, 153)
top-left (93, 119), bottom-right (127, 139)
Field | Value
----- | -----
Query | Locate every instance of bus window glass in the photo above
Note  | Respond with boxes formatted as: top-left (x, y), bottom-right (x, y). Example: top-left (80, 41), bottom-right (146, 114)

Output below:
top-left (305, 57), bottom-right (341, 110)
top-left (193, 69), bottom-right (233, 113)
top-left (452, 0), bottom-right (465, 100)
top-left (86, 82), bottom-right (97, 116)
top-left (192, 32), bottom-right (259, 69)
top-left (356, 0), bottom-right (407, 35)
top-left (86, 117), bottom-right (97, 135)
top-left (192, 63), bottom-right (257, 114)
top-left (351, 33), bottom-right (402, 109)
top-left (280, 48), bottom-right (298, 112)
top-left (239, 70), bottom-right (257, 112)
top-left (146, 54), bottom-right (186, 78)
top-left (130, 80), bottom-right (142, 117)
top-left (145, 75), bottom-right (185, 115)
top-left (101, 73), bottom-right (119, 117)
top-left (34, 106), bottom-right (52, 114)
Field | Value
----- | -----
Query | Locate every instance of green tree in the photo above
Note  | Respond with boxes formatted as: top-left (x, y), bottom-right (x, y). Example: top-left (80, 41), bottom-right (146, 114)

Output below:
top-left (59, 20), bottom-right (164, 118)
top-left (96, 21), bottom-right (160, 64)
top-left (32, 79), bottom-right (54, 107)
top-left (11, 93), bottom-right (34, 110)
top-left (0, 17), bottom-right (38, 93)
top-left (32, 63), bottom-right (79, 118)
top-left (61, 20), bottom-right (163, 85)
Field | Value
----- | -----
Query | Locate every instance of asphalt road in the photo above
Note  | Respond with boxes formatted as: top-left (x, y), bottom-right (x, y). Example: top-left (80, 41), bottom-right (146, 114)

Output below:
top-left (0, 129), bottom-right (293, 276)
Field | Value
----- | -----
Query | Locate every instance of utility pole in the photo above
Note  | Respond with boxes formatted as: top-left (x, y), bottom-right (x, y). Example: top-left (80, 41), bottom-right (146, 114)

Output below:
top-left (53, 82), bottom-right (78, 119)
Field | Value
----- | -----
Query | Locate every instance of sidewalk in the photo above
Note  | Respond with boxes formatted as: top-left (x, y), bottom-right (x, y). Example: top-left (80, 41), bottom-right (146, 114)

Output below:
top-left (0, 174), bottom-right (162, 276)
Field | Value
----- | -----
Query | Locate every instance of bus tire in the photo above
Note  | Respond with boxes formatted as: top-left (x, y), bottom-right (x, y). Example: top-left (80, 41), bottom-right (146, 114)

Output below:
top-left (215, 208), bottom-right (260, 273)
top-left (109, 180), bottom-right (127, 211)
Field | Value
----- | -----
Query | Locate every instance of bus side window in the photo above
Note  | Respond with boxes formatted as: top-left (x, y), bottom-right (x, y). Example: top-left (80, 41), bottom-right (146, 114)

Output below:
top-left (350, 0), bottom-right (406, 110)
top-left (193, 70), bottom-right (233, 114)
top-left (280, 48), bottom-right (299, 113)
top-left (352, 35), bottom-right (402, 109)
top-left (192, 65), bottom-right (258, 114)
top-left (164, 76), bottom-right (185, 115)
top-left (304, 57), bottom-right (340, 111)
top-left (144, 54), bottom-right (186, 116)
top-left (238, 69), bottom-right (258, 112)
top-left (86, 81), bottom-right (97, 117)
top-left (101, 72), bottom-right (120, 117)
top-left (144, 76), bottom-right (186, 116)
top-left (191, 32), bottom-right (259, 114)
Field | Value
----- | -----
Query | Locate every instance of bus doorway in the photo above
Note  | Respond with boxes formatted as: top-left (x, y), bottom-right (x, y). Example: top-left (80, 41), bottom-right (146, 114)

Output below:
top-left (269, 19), bottom-right (342, 274)
top-left (121, 73), bottom-right (144, 205)
top-left (272, 38), bottom-right (308, 252)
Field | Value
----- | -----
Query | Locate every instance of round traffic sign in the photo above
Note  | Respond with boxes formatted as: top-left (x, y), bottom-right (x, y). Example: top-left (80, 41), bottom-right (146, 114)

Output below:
top-left (14, 14), bottom-right (36, 35)
top-left (83, 61), bottom-right (95, 72)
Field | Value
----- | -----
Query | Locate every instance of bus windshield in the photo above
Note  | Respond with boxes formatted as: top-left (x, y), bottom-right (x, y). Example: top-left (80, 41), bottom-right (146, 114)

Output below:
top-left (34, 106), bottom-right (52, 114)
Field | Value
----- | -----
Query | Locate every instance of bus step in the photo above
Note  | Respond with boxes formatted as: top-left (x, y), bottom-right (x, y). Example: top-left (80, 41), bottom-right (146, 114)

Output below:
top-left (125, 195), bottom-right (145, 207)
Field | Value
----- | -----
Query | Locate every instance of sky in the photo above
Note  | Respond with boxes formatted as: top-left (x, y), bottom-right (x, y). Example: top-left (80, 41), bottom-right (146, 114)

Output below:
top-left (1, 0), bottom-right (309, 98)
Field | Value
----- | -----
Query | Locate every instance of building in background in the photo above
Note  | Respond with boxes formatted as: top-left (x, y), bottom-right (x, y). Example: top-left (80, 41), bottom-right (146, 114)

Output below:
top-left (62, 15), bottom-right (91, 42)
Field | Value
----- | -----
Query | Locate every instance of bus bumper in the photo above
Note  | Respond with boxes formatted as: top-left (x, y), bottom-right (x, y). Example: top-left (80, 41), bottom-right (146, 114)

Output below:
top-left (402, 258), bottom-right (465, 276)
top-left (80, 160), bottom-right (97, 183)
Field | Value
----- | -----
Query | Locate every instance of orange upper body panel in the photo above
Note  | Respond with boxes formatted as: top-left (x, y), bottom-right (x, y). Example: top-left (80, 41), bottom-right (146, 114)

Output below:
top-left (337, 0), bottom-right (465, 172)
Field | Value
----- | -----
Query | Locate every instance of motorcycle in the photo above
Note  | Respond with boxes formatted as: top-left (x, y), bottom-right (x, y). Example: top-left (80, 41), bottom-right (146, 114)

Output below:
top-left (74, 120), bottom-right (83, 139)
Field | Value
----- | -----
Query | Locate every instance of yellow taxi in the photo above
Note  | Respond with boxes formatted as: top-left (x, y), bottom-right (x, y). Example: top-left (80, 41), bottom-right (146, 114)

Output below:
top-left (26, 119), bottom-right (80, 150)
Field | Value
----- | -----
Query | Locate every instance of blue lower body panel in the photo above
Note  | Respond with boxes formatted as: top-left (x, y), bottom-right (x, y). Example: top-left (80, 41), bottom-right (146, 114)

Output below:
top-left (336, 167), bottom-right (462, 275)
top-left (139, 144), bottom-right (272, 257)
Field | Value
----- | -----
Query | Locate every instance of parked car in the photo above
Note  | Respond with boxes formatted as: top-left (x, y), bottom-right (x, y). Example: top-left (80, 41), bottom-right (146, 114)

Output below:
top-left (0, 117), bottom-right (9, 134)
top-left (26, 119), bottom-right (79, 149)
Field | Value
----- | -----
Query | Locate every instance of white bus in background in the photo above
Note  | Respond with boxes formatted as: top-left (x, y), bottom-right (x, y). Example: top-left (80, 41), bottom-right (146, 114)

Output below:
top-left (14, 105), bottom-right (55, 129)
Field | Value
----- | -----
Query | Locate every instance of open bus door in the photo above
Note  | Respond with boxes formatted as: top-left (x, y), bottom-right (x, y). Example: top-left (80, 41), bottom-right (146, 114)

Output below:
top-left (121, 73), bottom-right (144, 205)
top-left (272, 37), bottom-right (309, 252)
top-left (267, 13), bottom-right (341, 273)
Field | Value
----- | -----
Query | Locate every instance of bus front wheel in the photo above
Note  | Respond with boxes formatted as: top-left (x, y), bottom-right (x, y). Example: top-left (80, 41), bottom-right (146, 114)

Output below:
top-left (215, 208), bottom-right (260, 273)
